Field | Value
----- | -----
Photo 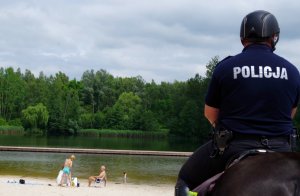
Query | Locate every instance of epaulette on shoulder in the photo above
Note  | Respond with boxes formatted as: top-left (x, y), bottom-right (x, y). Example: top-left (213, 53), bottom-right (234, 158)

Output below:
top-left (215, 56), bottom-right (233, 68)
top-left (220, 56), bottom-right (233, 63)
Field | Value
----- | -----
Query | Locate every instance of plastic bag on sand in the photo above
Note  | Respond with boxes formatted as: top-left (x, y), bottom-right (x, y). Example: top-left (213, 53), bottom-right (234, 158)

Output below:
top-left (56, 170), bottom-right (63, 185)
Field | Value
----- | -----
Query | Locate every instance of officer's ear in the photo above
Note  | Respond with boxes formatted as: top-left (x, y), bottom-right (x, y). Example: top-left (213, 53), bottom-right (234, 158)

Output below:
top-left (241, 39), bottom-right (250, 47)
top-left (271, 33), bottom-right (279, 50)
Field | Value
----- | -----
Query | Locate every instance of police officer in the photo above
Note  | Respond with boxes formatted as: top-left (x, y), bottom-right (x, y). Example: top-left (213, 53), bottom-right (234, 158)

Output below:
top-left (175, 10), bottom-right (300, 195)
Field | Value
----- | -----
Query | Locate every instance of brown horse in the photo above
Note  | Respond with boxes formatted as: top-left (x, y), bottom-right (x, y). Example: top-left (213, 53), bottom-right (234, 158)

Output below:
top-left (209, 152), bottom-right (300, 196)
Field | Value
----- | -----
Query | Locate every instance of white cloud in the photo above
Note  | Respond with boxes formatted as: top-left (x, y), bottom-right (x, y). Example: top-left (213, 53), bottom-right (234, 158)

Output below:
top-left (0, 0), bottom-right (299, 82)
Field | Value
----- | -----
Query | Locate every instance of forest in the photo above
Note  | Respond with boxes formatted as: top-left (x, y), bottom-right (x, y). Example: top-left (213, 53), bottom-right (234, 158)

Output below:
top-left (1, 56), bottom-right (299, 139)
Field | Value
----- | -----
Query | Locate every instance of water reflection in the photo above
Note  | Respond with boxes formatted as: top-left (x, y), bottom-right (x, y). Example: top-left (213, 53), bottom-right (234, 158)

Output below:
top-left (0, 135), bottom-right (202, 152)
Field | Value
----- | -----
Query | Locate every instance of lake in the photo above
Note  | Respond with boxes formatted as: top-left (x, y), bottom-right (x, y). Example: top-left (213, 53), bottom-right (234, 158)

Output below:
top-left (0, 135), bottom-right (203, 186)
top-left (0, 135), bottom-right (201, 152)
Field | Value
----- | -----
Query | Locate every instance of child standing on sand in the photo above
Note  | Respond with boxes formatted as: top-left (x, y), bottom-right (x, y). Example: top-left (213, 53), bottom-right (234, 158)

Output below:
top-left (59, 155), bottom-right (76, 186)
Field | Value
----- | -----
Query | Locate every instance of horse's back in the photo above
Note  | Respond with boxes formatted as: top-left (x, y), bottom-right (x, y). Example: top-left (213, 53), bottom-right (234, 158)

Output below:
top-left (211, 152), bottom-right (300, 196)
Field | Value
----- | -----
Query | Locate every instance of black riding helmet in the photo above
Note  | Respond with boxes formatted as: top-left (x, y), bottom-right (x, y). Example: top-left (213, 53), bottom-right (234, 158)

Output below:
top-left (240, 10), bottom-right (280, 50)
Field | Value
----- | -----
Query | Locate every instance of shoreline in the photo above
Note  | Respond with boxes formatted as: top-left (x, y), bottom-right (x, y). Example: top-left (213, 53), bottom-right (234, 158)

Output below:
top-left (0, 175), bottom-right (174, 196)
top-left (0, 145), bottom-right (192, 157)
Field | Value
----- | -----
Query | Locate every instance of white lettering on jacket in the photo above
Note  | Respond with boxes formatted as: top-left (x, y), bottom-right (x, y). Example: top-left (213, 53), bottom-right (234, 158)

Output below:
top-left (233, 66), bottom-right (288, 80)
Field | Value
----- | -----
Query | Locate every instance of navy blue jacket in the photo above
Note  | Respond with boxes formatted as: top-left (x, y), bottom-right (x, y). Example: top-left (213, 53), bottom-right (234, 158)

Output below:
top-left (205, 44), bottom-right (300, 136)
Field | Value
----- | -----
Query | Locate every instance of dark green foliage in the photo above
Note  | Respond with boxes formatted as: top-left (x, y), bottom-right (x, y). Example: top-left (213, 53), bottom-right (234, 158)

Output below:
top-left (79, 113), bottom-right (94, 129)
top-left (0, 117), bottom-right (8, 126)
top-left (46, 72), bottom-right (81, 135)
top-left (21, 103), bottom-right (49, 135)
top-left (0, 67), bottom-right (26, 120)
top-left (139, 110), bottom-right (160, 132)
top-left (77, 129), bottom-right (168, 138)
top-left (0, 56), bottom-right (257, 140)
top-left (8, 118), bottom-right (22, 126)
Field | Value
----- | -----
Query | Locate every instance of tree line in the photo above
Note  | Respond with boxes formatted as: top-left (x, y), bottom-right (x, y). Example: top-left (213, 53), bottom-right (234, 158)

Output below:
top-left (2, 56), bottom-right (299, 139)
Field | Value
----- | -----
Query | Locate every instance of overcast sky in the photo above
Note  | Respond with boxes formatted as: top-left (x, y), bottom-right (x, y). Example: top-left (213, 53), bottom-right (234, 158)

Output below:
top-left (0, 0), bottom-right (299, 83)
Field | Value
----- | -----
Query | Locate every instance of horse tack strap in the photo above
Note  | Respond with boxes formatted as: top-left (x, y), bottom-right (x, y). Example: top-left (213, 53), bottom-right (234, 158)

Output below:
top-left (226, 149), bottom-right (274, 169)
top-left (192, 172), bottom-right (225, 196)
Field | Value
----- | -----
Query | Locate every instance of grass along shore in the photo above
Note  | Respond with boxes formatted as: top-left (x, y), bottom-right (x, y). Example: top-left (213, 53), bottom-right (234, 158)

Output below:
top-left (77, 128), bottom-right (169, 138)
top-left (0, 126), bottom-right (24, 135)
top-left (0, 126), bottom-right (169, 139)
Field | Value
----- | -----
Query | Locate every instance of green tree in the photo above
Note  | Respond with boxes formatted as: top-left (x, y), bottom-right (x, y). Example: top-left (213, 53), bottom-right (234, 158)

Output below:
top-left (105, 92), bottom-right (143, 130)
top-left (113, 76), bottom-right (145, 97)
top-left (23, 70), bottom-right (39, 105)
top-left (139, 110), bottom-right (160, 131)
top-left (81, 69), bottom-right (116, 114)
top-left (142, 81), bottom-right (174, 129)
top-left (94, 111), bottom-right (106, 129)
top-left (205, 56), bottom-right (219, 79)
top-left (47, 73), bottom-right (81, 135)
top-left (21, 103), bottom-right (49, 134)
top-left (0, 56), bottom-right (229, 139)
top-left (0, 67), bottom-right (26, 120)
top-left (0, 117), bottom-right (7, 125)
top-left (79, 113), bottom-right (94, 129)
top-left (177, 100), bottom-right (200, 137)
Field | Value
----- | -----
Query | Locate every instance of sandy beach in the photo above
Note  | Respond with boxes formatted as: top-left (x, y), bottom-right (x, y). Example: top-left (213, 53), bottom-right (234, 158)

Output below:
top-left (0, 176), bottom-right (174, 196)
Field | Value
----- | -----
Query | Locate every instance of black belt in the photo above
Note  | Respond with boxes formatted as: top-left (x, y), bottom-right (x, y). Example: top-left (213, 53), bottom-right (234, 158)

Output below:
top-left (233, 132), bottom-right (290, 142)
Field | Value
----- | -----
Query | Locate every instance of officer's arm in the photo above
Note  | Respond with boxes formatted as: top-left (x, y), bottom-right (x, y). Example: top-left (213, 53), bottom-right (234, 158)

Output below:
top-left (204, 104), bottom-right (219, 127)
top-left (291, 107), bottom-right (297, 119)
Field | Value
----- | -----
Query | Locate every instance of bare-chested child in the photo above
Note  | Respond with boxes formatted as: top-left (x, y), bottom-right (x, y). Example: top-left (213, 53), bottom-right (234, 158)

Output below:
top-left (60, 154), bottom-right (76, 186)
top-left (88, 165), bottom-right (107, 187)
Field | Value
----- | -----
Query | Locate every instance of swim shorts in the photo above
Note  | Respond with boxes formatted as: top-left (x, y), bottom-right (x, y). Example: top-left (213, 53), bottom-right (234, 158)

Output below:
top-left (63, 167), bottom-right (70, 174)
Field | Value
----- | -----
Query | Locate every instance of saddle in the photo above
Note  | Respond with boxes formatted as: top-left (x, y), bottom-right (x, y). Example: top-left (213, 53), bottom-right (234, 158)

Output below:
top-left (192, 149), bottom-right (273, 196)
